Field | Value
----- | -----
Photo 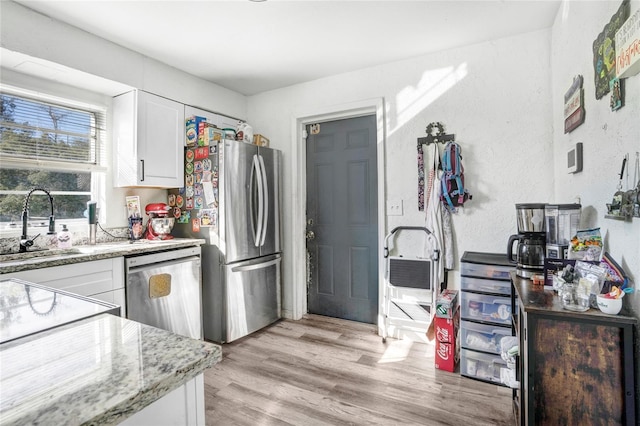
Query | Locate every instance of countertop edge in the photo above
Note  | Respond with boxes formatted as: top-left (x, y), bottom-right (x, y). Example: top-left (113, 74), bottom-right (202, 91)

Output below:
top-left (0, 239), bottom-right (205, 274)
top-left (2, 313), bottom-right (222, 426)
top-left (91, 341), bottom-right (220, 426)
top-left (511, 272), bottom-right (638, 325)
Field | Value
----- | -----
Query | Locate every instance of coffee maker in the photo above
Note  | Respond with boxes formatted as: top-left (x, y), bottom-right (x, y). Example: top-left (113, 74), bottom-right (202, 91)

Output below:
top-left (545, 203), bottom-right (581, 259)
top-left (508, 203), bottom-right (546, 278)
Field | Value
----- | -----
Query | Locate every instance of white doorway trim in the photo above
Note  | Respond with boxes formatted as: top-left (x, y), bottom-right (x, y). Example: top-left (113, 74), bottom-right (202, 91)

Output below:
top-left (290, 97), bottom-right (387, 333)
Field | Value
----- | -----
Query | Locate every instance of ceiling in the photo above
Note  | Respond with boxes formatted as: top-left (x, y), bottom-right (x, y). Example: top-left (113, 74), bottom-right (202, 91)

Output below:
top-left (10, 0), bottom-right (562, 96)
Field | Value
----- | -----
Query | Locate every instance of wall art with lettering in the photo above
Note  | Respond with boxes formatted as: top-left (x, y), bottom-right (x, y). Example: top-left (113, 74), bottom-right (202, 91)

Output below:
top-left (592, 0), bottom-right (630, 99)
top-left (564, 75), bottom-right (585, 133)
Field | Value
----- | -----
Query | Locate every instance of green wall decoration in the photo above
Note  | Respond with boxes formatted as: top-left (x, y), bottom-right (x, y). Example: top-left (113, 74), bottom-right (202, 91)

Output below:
top-left (592, 0), bottom-right (630, 100)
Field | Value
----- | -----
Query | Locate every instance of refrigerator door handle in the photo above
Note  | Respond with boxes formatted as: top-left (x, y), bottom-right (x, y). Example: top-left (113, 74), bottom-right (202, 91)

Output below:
top-left (258, 154), bottom-right (269, 246)
top-left (249, 155), bottom-right (257, 244)
top-left (253, 154), bottom-right (264, 247)
top-left (231, 258), bottom-right (279, 273)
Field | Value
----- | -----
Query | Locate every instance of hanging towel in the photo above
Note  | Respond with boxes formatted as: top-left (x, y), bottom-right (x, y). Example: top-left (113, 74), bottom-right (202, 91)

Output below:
top-left (424, 144), bottom-right (446, 286)
top-left (442, 205), bottom-right (454, 270)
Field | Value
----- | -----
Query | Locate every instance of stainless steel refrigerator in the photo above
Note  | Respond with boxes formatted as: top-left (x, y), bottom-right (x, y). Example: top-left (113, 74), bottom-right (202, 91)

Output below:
top-left (170, 131), bottom-right (281, 343)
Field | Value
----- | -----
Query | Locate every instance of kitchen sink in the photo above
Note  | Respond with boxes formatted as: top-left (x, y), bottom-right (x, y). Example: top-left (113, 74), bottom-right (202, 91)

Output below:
top-left (0, 248), bottom-right (82, 262)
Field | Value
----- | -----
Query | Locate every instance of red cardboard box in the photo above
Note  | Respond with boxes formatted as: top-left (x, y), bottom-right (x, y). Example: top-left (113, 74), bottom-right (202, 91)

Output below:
top-left (436, 289), bottom-right (458, 319)
top-left (434, 307), bottom-right (460, 372)
top-left (435, 341), bottom-right (456, 372)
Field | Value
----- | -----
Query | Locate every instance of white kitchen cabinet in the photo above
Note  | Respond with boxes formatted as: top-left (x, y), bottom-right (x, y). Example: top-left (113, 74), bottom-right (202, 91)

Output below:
top-left (4, 257), bottom-right (127, 317)
top-left (119, 375), bottom-right (205, 426)
top-left (114, 89), bottom-right (185, 188)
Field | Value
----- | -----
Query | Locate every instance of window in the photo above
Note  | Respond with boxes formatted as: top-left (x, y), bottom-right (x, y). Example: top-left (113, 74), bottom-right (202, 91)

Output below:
top-left (0, 87), bottom-right (106, 230)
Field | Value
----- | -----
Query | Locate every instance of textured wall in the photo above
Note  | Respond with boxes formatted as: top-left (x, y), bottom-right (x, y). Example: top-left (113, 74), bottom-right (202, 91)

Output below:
top-left (551, 0), bottom-right (639, 311)
top-left (247, 30), bottom-right (555, 317)
top-left (551, 0), bottom-right (640, 404)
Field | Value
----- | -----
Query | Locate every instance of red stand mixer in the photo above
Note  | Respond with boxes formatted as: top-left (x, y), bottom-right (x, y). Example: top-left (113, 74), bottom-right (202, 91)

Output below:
top-left (144, 203), bottom-right (175, 240)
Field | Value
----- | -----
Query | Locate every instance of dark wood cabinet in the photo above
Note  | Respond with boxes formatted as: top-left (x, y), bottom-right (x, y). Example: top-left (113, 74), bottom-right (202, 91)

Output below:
top-left (511, 274), bottom-right (637, 426)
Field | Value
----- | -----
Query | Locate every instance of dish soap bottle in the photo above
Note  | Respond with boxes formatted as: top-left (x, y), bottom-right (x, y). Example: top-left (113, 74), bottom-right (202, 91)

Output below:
top-left (57, 224), bottom-right (72, 249)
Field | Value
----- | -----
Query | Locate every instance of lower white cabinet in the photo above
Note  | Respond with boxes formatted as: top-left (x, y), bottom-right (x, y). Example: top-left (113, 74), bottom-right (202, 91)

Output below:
top-left (3, 258), bottom-right (126, 317)
top-left (120, 375), bottom-right (205, 426)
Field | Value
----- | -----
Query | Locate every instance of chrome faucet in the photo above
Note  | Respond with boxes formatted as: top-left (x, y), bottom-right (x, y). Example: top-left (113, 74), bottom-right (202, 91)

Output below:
top-left (20, 188), bottom-right (56, 253)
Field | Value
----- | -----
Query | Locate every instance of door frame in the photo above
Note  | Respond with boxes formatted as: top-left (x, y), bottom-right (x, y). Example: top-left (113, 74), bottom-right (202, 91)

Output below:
top-left (290, 98), bottom-right (386, 333)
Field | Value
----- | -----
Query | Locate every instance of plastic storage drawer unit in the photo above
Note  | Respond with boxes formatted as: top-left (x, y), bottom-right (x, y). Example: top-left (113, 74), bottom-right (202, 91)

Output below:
top-left (461, 292), bottom-right (511, 326)
top-left (460, 348), bottom-right (508, 384)
top-left (461, 320), bottom-right (512, 355)
top-left (460, 262), bottom-right (513, 281)
top-left (461, 276), bottom-right (511, 295)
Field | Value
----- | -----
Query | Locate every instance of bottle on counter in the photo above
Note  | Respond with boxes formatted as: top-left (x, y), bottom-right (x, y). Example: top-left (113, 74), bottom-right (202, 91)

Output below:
top-left (57, 224), bottom-right (72, 249)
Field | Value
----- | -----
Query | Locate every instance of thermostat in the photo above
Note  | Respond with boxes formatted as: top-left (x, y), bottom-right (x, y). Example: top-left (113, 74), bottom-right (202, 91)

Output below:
top-left (567, 142), bottom-right (583, 173)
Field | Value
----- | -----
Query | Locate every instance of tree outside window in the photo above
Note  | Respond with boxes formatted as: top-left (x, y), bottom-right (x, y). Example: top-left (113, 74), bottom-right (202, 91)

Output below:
top-left (0, 93), bottom-right (100, 227)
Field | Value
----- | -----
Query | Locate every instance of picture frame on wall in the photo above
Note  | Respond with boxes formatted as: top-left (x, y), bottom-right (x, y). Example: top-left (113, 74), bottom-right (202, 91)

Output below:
top-left (564, 75), bottom-right (585, 133)
top-left (610, 77), bottom-right (624, 111)
top-left (592, 0), bottom-right (630, 100)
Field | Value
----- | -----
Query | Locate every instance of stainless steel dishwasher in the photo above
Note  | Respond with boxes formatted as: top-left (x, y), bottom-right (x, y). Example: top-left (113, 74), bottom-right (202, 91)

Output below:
top-left (125, 246), bottom-right (203, 340)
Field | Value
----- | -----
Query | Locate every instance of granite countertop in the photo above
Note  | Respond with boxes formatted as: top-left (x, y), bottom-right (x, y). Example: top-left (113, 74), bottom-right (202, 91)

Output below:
top-left (0, 313), bottom-right (221, 425)
top-left (0, 238), bottom-right (205, 274)
top-left (512, 272), bottom-right (637, 325)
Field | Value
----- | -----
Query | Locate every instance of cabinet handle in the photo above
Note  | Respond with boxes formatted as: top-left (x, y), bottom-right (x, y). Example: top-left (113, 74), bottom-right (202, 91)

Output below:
top-left (140, 159), bottom-right (145, 181)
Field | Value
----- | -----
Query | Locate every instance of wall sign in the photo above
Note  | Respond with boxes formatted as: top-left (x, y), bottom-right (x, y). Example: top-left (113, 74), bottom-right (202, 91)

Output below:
top-left (616, 6), bottom-right (640, 78)
top-left (564, 75), bottom-right (585, 133)
top-left (592, 0), bottom-right (630, 100)
top-left (610, 77), bottom-right (624, 111)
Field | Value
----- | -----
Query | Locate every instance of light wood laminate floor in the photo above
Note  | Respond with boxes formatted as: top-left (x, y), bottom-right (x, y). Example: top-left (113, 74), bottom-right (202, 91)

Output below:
top-left (204, 315), bottom-right (514, 425)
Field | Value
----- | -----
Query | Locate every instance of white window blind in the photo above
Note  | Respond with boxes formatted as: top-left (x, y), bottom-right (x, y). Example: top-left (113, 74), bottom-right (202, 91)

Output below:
top-left (0, 90), bottom-right (105, 170)
top-left (0, 87), bottom-right (106, 225)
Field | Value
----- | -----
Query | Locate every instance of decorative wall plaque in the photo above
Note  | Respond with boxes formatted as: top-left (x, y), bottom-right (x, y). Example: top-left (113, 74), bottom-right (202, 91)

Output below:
top-left (564, 75), bottom-right (585, 133)
top-left (592, 0), bottom-right (630, 100)
top-left (615, 6), bottom-right (640, 78)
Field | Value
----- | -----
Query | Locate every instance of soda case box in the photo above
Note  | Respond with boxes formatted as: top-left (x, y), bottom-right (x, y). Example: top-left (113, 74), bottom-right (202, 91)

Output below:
top-left (436, 289), bottom-right (458, 319)
top-left (434, 307), bottom-right (460, 373)
top-left (186, 116), bottom-right (206, 146)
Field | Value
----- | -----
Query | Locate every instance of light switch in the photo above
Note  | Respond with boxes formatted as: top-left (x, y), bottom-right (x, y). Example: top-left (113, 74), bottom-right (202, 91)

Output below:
top-left (387, 200), bottom-right (403, 216)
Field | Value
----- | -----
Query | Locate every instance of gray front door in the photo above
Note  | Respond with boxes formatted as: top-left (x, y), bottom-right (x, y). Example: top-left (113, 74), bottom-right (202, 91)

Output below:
top-left (306, 115), bottom-right (378, 324)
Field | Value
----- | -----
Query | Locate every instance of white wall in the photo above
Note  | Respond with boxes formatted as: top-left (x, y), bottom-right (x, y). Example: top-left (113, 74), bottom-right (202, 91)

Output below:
top-left (551, 0), bottom-right (640, 372)
top-left (553, 0), bottom-right (640, 305)
top-left (0, 2), bottom-right (245, 117)
top-left (247, 30), bottom-right (555, 318)
top-left (0, 1), bottom-right (247, 228)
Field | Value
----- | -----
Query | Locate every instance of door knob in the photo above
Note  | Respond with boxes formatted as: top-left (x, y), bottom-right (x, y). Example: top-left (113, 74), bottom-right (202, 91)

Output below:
top-left (306, 230), bottom-right (315, 240)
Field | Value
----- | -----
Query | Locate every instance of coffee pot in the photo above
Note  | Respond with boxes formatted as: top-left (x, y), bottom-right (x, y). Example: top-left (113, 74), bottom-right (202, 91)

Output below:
top-left (508, 203), bottom-right (546, 278)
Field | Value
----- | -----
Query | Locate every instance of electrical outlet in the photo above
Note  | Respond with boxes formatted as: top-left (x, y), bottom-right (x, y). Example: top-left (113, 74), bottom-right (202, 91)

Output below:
top-left (387, 200), bottom-right (403, 216)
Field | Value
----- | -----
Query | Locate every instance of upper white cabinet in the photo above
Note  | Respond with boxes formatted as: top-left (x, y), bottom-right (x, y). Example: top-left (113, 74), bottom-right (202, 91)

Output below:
top-left (114, 90), bottom-right (184, 188)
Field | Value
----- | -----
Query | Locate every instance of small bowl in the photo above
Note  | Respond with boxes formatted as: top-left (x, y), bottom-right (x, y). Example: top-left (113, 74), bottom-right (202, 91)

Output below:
top-left (596, 294), bottom-right (622, 315)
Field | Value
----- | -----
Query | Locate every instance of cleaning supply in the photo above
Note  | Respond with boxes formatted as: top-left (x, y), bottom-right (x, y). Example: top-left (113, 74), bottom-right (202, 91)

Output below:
top-left (57, 224), bottom-right (72, 249)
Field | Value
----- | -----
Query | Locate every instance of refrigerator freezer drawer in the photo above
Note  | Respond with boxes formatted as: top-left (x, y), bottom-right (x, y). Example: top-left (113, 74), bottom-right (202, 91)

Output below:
top-left (226, 254), bottom-right (281, 342)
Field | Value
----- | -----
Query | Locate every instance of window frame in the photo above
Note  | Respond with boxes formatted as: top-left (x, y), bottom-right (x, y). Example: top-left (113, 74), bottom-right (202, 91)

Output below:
top-left (0, 84), bottom-right (108, 237)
